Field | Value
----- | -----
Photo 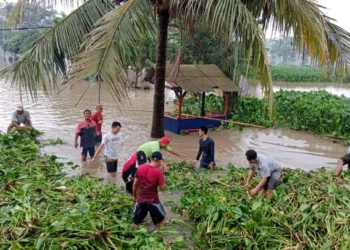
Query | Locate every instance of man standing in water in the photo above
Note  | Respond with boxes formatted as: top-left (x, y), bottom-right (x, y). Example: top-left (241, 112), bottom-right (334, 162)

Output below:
top-left (192, 126), bottom-right (215, 170)
top-left (74, 110), bottom-right (97, 161)
top-left (126, 137), bottom-right (184, 172)
top-left (91, 104), bottom-right (104, 147)
top-left (244, 149), bottom-right (282, 199)
top-left (133, 151), bottom-right (167, 227)
top-left (7, 105), bottom-right (32, 132)
top-left (92, 122), bottom-right (121, 178)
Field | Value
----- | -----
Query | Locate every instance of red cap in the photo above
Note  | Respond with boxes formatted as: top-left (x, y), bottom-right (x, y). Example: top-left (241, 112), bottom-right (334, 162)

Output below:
top-left (159, 136), bottom-right (170, 145)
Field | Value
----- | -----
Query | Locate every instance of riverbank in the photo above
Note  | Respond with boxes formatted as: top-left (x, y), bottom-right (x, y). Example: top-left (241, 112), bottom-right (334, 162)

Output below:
top-left (2, 130), bottom-right (350, 249)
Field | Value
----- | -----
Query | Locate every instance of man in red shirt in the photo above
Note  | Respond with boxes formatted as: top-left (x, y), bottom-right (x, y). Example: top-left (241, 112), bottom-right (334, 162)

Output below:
top-left (74, 109), bottom-right (97, 161)
top-left (91, 104), bottom-right (104, 146)
top-left (133, 151), bottom-right (167, 227)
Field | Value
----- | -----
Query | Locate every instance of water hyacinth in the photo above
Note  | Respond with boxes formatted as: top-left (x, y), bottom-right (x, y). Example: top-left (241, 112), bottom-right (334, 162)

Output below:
top-left (165, 163), bottom-right (350, 249)
top-left (0, 130), bottom-right (169, 249)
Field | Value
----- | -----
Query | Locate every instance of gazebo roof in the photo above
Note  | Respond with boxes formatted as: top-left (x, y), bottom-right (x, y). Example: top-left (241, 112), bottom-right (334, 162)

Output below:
top-left (144, 64), bottom-right (242, 93)
top-left (166, 64), bottom-right (241, 93)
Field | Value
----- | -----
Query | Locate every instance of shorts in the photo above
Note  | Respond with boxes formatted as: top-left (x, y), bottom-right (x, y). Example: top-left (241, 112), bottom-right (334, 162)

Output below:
top-left (133, 203), bottom-right (166, 225)
top-left (105, 159), bottom-right (118, 173)
top-left (81, 147), bottom-right (95, 160)
top-left (200, 161), bottom-right (215, 169)
top-left (263, 170), bottom-right (281, 190)
top-left (95, 135), bottom-right (102, 145)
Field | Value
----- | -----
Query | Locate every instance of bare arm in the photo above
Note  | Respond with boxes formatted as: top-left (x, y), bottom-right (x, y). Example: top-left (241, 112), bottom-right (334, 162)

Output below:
top-left (254, 177), bottom-right (268, 191)
top-left (334, 158), bottom-right (344, 176)
top-left (92, 144), bottom-right (104, 161)
top-left (133, 178), bottom-right (139, 200)
top-left (74, 133), bottom-right (79, 148)
top-left (12, 120), bottom-right (21, 128)
top-left (159, 184), bottom-right (167, 191)
top-left (168, 149), bottom-right (182, 157)
top-left (245, 169), bottom-right (255, 186)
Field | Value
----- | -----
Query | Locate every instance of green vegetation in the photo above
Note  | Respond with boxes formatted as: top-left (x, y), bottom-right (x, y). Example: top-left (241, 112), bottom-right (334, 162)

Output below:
top-left (270, 65), bottom-right (350, 83)
top-left (0, 130), bottom-right (173, 249)
top-left (173, 94), bottom-right (224, 116)
top-left (166, 163), bottom-right (350, 249)
top-left (3, 129), bottom-right (350, 249)
top-left (175, 90), bottom-right (350, 137)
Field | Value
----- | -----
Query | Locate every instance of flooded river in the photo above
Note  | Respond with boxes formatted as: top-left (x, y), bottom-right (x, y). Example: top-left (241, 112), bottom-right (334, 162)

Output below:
top-left (0, 77), bottom-right (347, 177)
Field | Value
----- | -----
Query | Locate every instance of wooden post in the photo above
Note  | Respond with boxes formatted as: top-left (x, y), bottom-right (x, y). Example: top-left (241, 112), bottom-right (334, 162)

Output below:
top-left (224, 92), bottom-right (230, 116)
top-left (98, 74), bottom-right (101, 104)
top-left (178, 93), bottom-right (183, 119)
top-left (201, 92), bottom-right (206, 116)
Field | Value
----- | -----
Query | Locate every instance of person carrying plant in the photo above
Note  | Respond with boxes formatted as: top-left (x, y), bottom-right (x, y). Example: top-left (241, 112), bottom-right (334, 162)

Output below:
top-left (122, 151), bottom-right (148, 194)
top-left (92, 122), bottom-right (122, 178)
top-left (244, 149), bottom-right (282, 199)
top-left (125, 136), bottom-right (184, 172)
top-left (74, 109), bottom-right (97, 161)
top-left (192, 126), bottom-right (215, 170)
top-left (91, 104), bottom-right (104, 147)
top-left (7, 105), bottom-right (32, 133)
top-left (133, 151), bottom-right (167, 227)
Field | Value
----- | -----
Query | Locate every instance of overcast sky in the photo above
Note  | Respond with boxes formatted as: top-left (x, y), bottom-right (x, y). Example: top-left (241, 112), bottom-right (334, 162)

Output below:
top-left (4, 0), bottom-right (350, 33)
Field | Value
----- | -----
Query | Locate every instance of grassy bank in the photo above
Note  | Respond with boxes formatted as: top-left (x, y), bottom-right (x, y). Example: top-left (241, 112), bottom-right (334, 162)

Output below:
top-left (175, 90), bottom-right (350, 137)
top-left (270, 65), bottom-right (350, 83)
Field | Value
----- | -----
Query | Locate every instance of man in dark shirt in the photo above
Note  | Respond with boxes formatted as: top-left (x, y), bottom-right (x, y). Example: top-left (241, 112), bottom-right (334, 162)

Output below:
top-left (122, 151), bottom-right (148, 194)
top-left (193, 126), bottom-right (215, 170)
top-left (133, 151), bottom-right (167, 227)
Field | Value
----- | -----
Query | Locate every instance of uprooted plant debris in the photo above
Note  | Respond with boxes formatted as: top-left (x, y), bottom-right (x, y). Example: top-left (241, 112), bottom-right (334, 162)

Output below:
top-left (2, 129), bottom-right (350, 249)
top-left (165, 162), bottom-right (350, 249)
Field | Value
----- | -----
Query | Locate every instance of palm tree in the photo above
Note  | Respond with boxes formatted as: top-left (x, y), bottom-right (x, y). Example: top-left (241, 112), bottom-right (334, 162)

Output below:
top-left (1, 0), bottom-right (350, 138)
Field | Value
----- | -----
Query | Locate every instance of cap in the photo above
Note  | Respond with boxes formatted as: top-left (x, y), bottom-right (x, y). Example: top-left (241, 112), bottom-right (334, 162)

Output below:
top-left (151, 151), bottom-right (163, 161)
top-left (159, 136), bottom-right (170, 145)
top-left (17, 105), bottom-right (23, 111)
top-left (96, 104), bottom-right (103, 109)
top-left (136, 151), bottom-right (147, 165)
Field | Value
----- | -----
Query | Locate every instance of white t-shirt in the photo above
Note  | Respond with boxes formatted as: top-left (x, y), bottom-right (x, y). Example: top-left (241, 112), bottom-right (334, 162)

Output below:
top-left (102, 132), bottom-right (121, 160)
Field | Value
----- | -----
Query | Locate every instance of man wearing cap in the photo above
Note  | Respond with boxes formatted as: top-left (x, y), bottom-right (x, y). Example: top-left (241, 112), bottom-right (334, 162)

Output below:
top-left (7, 105), bottom-right (32, 133)
top-left (133, 151), bottom-right (167, 227)
top-left (91, 104), bottom-right (104, 147)
top-left (122, 151), bottom-right (147, 194)
top-left (136, 137), bottom-right (184, 171)
top-left (92, 121), bottom-right (121, 178)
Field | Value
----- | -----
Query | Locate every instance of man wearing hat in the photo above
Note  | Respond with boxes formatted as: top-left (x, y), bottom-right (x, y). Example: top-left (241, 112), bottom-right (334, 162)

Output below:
top-left (7, 105), bottom-right (32, 133)
top-left (133, 151), bottom-right (167, 227)
top-left (122, 151), bottom-right (147, 194)
top-left (130, 136), bottom-right (184, 172)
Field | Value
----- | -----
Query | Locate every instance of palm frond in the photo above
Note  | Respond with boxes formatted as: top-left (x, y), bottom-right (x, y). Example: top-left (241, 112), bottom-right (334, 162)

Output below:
top-left (0, 0), bottom-right (114, 100)
top-left (171, 0), bottom-right (274, 114)
top-left (6, 0), bottom-right (85, 28)
top-left (257, 0), bottom-right (350, 75)
top-left (69, 0), bottom-right (156, 105)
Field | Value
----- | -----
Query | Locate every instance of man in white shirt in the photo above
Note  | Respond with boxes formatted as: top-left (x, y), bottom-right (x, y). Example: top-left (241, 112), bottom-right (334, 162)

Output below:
top-left (7, 105), bottom-right (32, 132)
top-left (92, 122), bottom-right (121, 178)
top-left (244, 149), bottom-right (282, 199)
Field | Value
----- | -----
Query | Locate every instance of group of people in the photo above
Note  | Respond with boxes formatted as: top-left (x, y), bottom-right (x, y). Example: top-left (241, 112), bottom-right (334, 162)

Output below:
top-left (8, 104), bottom-right (350, 227)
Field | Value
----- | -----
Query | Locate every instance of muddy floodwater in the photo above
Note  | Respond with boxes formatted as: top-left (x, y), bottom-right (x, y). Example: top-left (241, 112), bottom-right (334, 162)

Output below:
top-left (0, 78), bottom-right (347, 177)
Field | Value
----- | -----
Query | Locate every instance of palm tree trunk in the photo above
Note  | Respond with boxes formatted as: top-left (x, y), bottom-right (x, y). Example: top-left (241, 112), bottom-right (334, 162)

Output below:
top-left (151, 7), bottom-right (170, 138)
